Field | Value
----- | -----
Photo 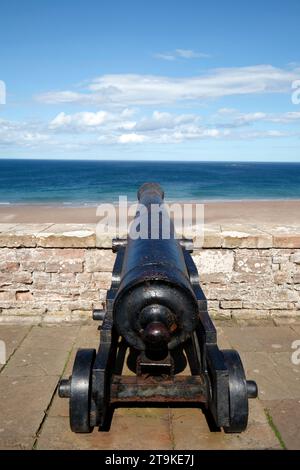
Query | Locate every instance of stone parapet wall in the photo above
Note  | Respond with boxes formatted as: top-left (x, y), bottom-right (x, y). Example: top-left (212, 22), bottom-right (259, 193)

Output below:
top-left (0, 223), bottom-right (300, 324)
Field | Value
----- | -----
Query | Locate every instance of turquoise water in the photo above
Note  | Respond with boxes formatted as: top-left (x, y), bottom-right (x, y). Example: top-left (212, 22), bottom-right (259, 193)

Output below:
top-left (0, 159), bottom-right (300, 204)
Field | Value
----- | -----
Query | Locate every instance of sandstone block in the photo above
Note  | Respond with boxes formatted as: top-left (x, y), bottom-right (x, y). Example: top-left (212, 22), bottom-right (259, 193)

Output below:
top-left (0, 315), bottom-right (42, 324)
top-left (269, 226), bottom-right (300, 248)
top-left (0, 274), bottom-right (12, 287)
top-left (293, 273), bottom-right (300, 284)
top-left (91, 272), bottom-right (113, 289)
top-left (234, 253), bottom-right (271, 274)
top-left (84, 250), bottom-right (116, 272)
top-left (12, 271), bottom-right (32, 284)
top-left (198, 272), bottom-right (230, 284)
top-left (45, 260), bottom-right (83, 273)
top-left (201, 225), bottom-right (222, 248)
top-left (290, 252), bottom-right (300, 264)
top-left (21, 261), bottom-right (45, 272)
top-left (0, 261), bottom-right (20, 272)
top-left (193, 250), bottom-right (234, 274)
top-left (209, 308), bottom-right (231, 320)
top-left (51, 273), bottom-right (76, 285)
top-left (221, 225), bottom-right (272, 249)
top-left (231, 309), bottom-right (269, 320)
top-left (76, 273), bottom-right (92, 284)
top-left (37, 225), bottom-right (96, 248)
top-left (220, 300), bottom-right (243, 309)
top-left (0, 307), bottom-right (45, 316)
top-left (15, 291), bottom-right (33, 301)
top-left (270, 309), bottom-right (300, 318)
top-left (0, 291), bottom-right (15, 301)
top-left (242, 301), bottom-right (294, 310)
top-left (0, 224), bottom-right (54, 248)
top-left (273, 271), bottom-right (290, 284)
top-left (42, 312), bottom-right (72, 323)
top-left (71, 310), bottom-right (91, 322)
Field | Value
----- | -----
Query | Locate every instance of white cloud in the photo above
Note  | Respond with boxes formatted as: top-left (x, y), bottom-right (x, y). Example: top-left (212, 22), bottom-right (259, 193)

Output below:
top-left (118, 133), bottom-right (146, 144)
top-left (50, 111), bottom-right (109, 129)
top-left (175, 49), bottom-right (210, 59)
top-left (216, 109), bottom-right (300, 127)
top-left (0, 118), bottom-right (51, 148)
top-left (36, 65), bottom-right (299, 107)
top-left (49, 109), bottom-right (137, 132)
top-left (153, 53), bottom-right (176, 61)
top-left (1, 104), bottom-right (300, 152)
top-left (154, 49), bottom-right (210, 61)
top-left (134, 111), bottom-right (199, 132)
top-left (217, 107), bottom-right (238, 115)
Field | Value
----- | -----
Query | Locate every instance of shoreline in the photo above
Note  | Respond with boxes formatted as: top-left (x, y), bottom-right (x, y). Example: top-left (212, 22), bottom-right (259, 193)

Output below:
top-left (1, 197), bottom-right (300, 206)
top-left (1, 199), bottom-right (300, 225)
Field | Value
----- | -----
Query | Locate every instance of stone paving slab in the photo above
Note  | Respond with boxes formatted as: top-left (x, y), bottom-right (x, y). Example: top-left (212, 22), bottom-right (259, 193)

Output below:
top-left (0, 325), bottom-right (31, 370)
top-left (0, 375), bottom-right (59, 449)
top-left (262, 399), bottom-right (300, 450)
top-left (2, 325), bottom-right (79, 377)
top-left (171, 403), bottom-right (281, 450)
top-left (0, 323), bottom-right (299, 449)
top-left (224, 325), bottom-right (300, 353)
top-left (36, 414), bottom-right (173, 450)
top-left (241, 352), bottom-right (294, 401)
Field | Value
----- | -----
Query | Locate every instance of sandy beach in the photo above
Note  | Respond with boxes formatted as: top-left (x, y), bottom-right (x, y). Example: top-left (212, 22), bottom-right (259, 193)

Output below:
top-left (1, 199), bottom-right (300, 225)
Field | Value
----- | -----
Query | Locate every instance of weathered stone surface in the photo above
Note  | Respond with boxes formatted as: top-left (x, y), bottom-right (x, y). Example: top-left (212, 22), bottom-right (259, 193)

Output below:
top-left (224, 325), bottom-right (299, 353)
top-left (209, 308), bottom-right (232, 320)
top-left (1, 322), bottom-right (298, 450)
top-left (0, 224), bottom-right (54, 248)
top-left (293, 273), bottom-right (300, 284)
top-left (37, 224), bottom-right (96, 248)
top-left (84, 250), bottom-right (116, 272)
top-left (201, 225), bottom-right (222, 248)
top-left (36, 414), bottom-right (173, 450)
top-left (0, 261), bottom-right (19, 271)
top-left (221, 225), bottom-right (272, 249)
top-left (0, 223), bottom-right (19, 233)
top-left (291, 252), bottom-right (300, 264)
top-left (234, 251), bottom-right (271, 274)
top-left (242, 351), bottom-right (298, 400)
top-left (262, 399), bottom-right (300, 450)
top-left (270, 309), bottom-right (300, 318)
top-left (220, 300), bottom-right (243, 309)
top-left (231, 309), bottom-right (269, 321)
top-left (193, 250), bottom-right (234, 274)
top-left (0, 291), bottom-right (15, 301)
top-left (45, 260), bottom-right (83, 273)
top-left (171, 404), bottom-right (280, 450)
top-left (243, 301), bottom-right (295, 310)
top-left (268, 226), bottom-right (300, 249)
top-left (0, 223), bottom-right (300, 323)
top-left (0, 325), bottom-right (31, 367)
top-left (269, 352), bottom-right (300, 398)
top-left (2, 335), bottom-right (71, 377)
top-left (0, 307), bottom-right (45, 316)
top-left (15, 291), bottom-right (33, 301)
top-left (0, 375), bottom-right (58, 447)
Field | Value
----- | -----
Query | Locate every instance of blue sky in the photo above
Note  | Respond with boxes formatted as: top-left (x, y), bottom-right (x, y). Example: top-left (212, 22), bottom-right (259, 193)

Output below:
top-left (0, 0), bottom-right (300, 161)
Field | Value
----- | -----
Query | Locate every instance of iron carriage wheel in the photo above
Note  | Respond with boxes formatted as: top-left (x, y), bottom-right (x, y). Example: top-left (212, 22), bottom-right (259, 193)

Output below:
top-left (222, 349), bottom-right (256, 433)
top-left (68, 348), bottom-right (96, 433)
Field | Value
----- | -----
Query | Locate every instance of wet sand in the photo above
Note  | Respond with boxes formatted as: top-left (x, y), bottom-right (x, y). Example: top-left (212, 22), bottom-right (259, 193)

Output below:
top-left (0, 200), bottom-right (300, 225)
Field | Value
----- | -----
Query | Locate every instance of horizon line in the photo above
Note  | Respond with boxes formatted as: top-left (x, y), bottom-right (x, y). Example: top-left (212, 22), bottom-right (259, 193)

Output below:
top-left (1, 157), bottom-right (300, 164)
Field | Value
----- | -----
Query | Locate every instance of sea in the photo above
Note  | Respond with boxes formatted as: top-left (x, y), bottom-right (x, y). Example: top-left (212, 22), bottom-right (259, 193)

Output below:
top-left (0, 159), bottom-right (300, 205)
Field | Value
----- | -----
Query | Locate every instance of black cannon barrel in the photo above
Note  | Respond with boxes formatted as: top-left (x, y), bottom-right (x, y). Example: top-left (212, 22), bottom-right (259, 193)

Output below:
top-left (113, 183), bottom-right (199, 351)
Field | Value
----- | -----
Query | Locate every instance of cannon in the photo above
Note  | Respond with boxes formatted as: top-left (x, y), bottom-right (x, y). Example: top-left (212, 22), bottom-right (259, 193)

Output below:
top-left (58, 183), bottom-right (258, 434)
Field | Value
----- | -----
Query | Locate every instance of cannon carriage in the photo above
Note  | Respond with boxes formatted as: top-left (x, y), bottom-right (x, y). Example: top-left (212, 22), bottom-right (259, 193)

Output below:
top-left (59, 183), bottom-right (257, 434)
